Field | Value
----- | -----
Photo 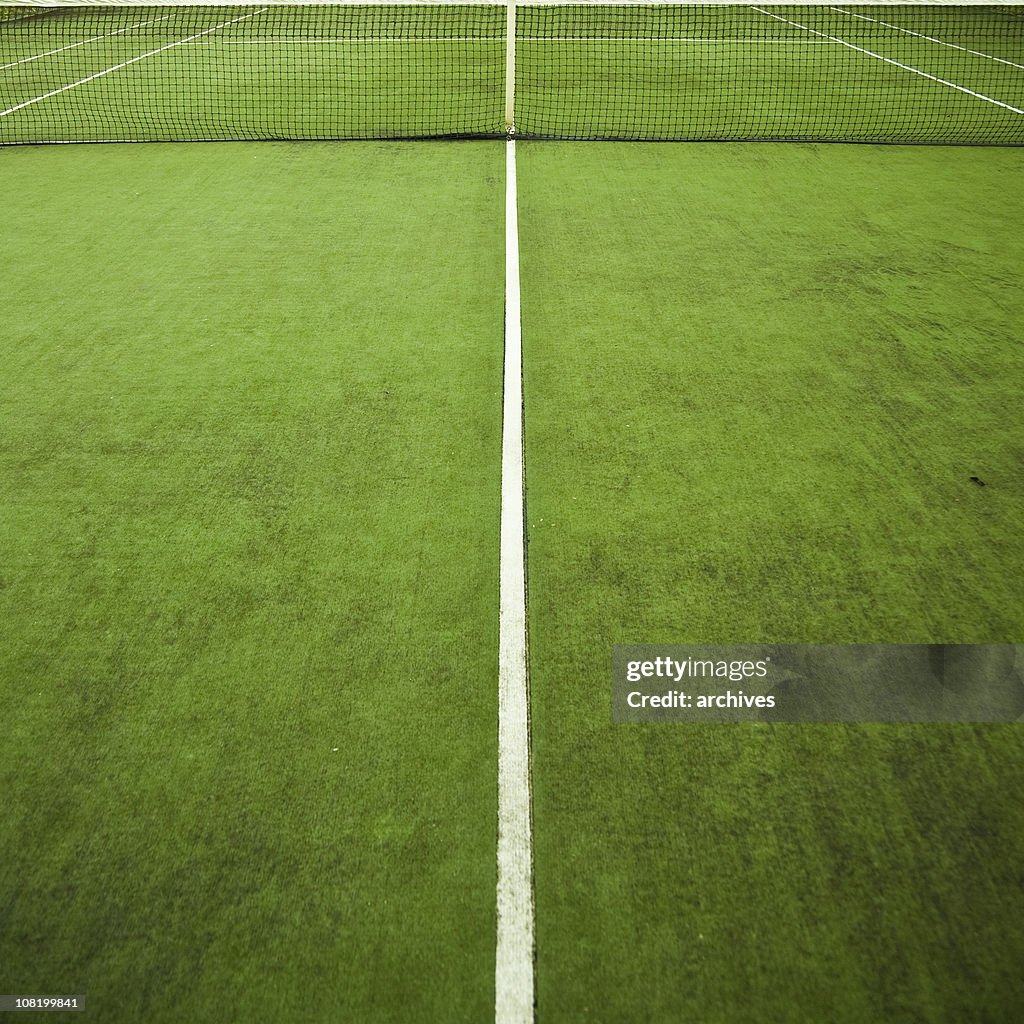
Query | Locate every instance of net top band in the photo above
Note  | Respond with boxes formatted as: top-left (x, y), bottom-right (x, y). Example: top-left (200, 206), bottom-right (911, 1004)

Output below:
top-left (3, 0), bottom-right (1024, 9)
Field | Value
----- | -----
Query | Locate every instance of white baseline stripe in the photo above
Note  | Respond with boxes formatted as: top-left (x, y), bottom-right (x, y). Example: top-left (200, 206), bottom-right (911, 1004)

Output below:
top-left (830, 6), bottom-right (1024, 71)
top-left (496, 137), bottom-right (534, 1024)
top-left (0, 13), bottom-right (177, 73)
top-left (180, 36), bottom-right (507, 43)
top-left (0, 7), bottom-right (268, 118)
top-left (518, 37), bottom-right (837, 43)
top-left (751, 6), bottom-right (1024, 114)
top-left (178, 36), bottom-right (838, 45)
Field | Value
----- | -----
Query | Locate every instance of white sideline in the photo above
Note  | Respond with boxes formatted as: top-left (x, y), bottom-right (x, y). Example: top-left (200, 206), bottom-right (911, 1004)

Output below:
top-left (829, 6), bottom-right (1024, 71)
top-left (496, 138), bottom-right (534, 1024)
top-left (0, 7), bottom-right (269, 118)
top-left (0, 13), bottom-right (178, 72)
top-left (751, 6), bottom-right (1024, 115)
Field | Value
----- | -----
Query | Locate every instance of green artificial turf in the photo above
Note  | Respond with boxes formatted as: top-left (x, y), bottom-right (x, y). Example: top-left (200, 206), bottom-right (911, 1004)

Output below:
top-left (0, 141), bottom-right (503, 1022)
top-left (519, 142), bottom-right (1024, 1023)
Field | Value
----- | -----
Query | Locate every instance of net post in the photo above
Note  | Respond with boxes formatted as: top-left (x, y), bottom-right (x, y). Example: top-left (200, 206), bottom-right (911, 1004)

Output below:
top-left (504, 0), bottom-right (516, 136)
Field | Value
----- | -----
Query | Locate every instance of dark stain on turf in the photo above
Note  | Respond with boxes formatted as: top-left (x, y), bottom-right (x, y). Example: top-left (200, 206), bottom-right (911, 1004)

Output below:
top-left (970, 476), bottom-right (986, 487)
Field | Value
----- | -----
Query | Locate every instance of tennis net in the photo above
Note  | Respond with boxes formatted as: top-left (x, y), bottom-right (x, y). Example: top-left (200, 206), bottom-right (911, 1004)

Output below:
top-left (1, 1), bottom-right (1022, 143)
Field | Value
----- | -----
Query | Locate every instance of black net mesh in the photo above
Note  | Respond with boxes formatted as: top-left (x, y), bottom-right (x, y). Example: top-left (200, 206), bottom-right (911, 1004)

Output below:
top-left (1, 2), bottom-right (1022, 143)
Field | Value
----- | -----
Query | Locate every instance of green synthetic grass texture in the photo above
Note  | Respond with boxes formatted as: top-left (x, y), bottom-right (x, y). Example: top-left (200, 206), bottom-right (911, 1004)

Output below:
top-left (0, 141), bottom-right (504, 1022)
top-left (519, 142), bottom-right (1024, 1023)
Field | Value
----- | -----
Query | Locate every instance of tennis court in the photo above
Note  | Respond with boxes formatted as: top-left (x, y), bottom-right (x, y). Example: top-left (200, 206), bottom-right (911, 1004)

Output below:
top-left (1, 2), bottom-right (1023, 1023)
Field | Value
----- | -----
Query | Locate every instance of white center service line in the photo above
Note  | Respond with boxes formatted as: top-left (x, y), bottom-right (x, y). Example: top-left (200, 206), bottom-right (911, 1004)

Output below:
top-left (496, 137), bottom-right (534, 1024)
top-left (0, 7), bottom-right (269, 119)
top-left (751, 6), bottom-right (1024, 115)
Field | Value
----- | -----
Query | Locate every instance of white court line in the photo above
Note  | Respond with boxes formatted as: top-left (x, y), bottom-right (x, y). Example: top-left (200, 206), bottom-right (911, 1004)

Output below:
top-left (751, 6), bottom-right (1024, 114)
top-left (0, 7), bottom-right (268, 119)
top-left (179, 36), bottom-right (838, 45)
top-left (0, 14), bottom-right (178, 73)
top-left (830, 6), bottom-right (1024, 71)
top-left (516, 37), bottom-right (837, 43)
top-left (496, 137), bottom-right (534, 1024)
top-left (180, 36), bottom-right (507, 43)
